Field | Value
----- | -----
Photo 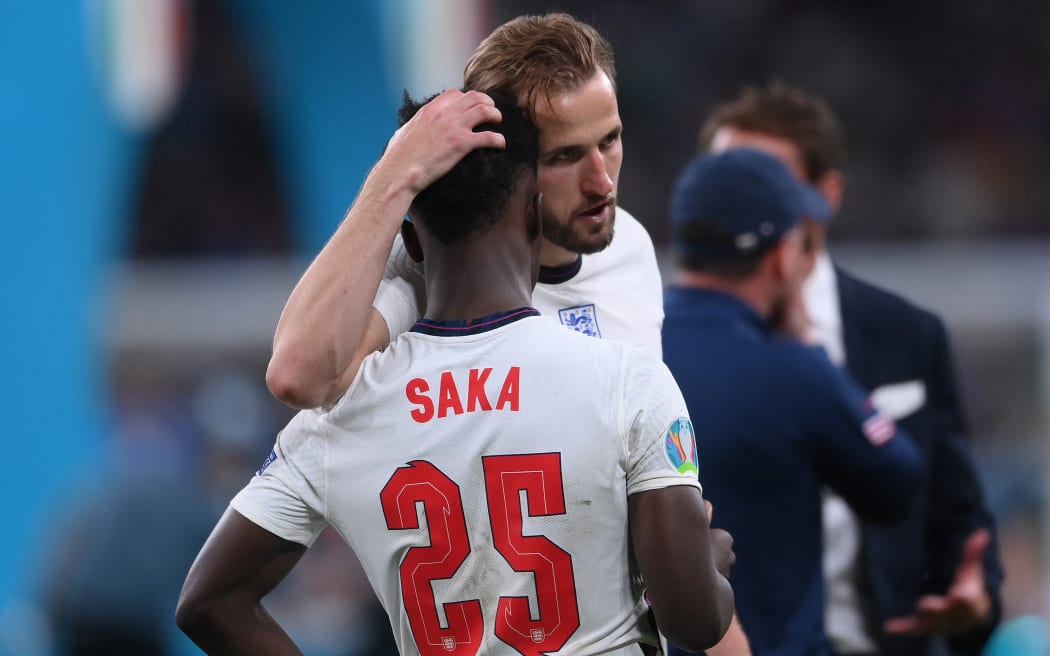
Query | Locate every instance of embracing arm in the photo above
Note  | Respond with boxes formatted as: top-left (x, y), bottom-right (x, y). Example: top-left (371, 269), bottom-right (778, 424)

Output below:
top-left (266, 90), bottom-right (506, 409)
top-left (631, 486), bottom-right (735, 652)
top-left (175, 508), bottom-right (308, 655)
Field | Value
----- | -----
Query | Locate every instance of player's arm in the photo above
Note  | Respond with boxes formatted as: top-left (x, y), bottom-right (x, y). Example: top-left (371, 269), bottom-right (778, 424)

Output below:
top-left (266, 89), bottom-right (505, 409)
top-left (176, 508), bottom-right (308, 656)
top-left (624, 355), bottom-right (735, 651)
top-left (702, 497), bottom-right (752, 656)
top-left (705, 612), bottom-right (752, 655)
top-left (630, 486), bottom-right (735, 652)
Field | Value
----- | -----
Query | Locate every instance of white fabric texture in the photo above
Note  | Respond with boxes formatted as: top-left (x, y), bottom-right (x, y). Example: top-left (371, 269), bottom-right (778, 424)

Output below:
top-left (806, 252), bottom-right (878, 654)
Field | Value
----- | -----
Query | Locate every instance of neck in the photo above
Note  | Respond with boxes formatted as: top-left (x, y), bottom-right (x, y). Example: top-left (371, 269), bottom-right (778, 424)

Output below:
top-left (539, 238), bottom-right (579, 267)
top-left (424, 232), bottom-right (535, 321)
top-left (674, 269), bottom-right (775, 319)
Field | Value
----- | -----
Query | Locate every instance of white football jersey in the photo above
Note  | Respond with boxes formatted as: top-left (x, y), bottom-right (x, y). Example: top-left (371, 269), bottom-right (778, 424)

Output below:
top-left (375, 207), bottom-right (664, 356)
top-left (232, 311), bottom-right (701, 656)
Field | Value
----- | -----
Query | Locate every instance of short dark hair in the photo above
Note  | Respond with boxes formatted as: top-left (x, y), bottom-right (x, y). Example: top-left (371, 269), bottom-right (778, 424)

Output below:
top-left (675, 222), bottom-right (768, 279)
top-left (698, 83), bottom-right (846, 183)
top-left (400, 91), bottom-right (539, 245)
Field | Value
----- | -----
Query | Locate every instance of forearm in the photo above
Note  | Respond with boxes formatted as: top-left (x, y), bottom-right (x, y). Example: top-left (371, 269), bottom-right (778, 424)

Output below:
top-left (705, 609), bottom-right (751, 656)
top-left (632, 488), bottom-right (736, 652)
top-left (660, 574), bottom-right (735, 653)
top-left (268, 166), bottom-right (415, 408)
top-left (180, 599), bottom-right (302, 656)
top-left (268, 90), bottom-right (506, 409)
top-left (177, 510), bottom-right (310, 655)
top-left (712, 576), bottom-right (737, 644)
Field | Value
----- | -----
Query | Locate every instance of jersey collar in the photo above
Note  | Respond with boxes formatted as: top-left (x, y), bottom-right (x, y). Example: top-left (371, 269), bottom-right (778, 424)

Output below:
top-left (411, 307), bottom-right (540, 337)
top-left (537, 255), bottom-right (583, 285)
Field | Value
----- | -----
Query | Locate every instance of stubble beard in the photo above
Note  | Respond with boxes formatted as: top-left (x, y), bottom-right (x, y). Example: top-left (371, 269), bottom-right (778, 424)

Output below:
top-left (541, 203), bottom-right (617, 255)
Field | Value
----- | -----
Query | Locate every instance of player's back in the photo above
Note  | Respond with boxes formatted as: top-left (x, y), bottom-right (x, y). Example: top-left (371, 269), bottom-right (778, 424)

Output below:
top-left (319, 309), bottom-right (673, 655)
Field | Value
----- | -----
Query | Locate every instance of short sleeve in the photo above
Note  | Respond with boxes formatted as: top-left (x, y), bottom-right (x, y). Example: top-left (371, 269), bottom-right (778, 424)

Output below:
top-left (623, 348), bottom-right (703, 496)
top-left (230, 409), bottom-right (329, 547)
top-left (373, 234), bottom-right (426, 340)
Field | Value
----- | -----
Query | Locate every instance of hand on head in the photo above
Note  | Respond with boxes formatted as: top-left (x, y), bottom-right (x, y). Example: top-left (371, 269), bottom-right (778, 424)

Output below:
top-left (384, 89), bottom-right (506, 196)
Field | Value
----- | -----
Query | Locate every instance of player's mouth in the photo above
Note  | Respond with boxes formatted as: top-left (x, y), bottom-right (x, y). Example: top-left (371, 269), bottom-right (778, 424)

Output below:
top-left (576, 198), bottom-right (613, 226)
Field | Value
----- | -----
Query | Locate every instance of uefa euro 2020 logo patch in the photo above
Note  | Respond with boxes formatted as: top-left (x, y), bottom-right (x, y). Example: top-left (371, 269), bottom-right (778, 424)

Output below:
top-left (665, 418), bottom-right (698, 475)
top-left (557, 304), bottom-right (601, 338)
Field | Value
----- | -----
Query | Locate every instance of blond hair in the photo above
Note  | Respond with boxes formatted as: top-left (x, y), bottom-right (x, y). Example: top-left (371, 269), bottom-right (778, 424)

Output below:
top-left (464, 13), bottom-right (616, 115)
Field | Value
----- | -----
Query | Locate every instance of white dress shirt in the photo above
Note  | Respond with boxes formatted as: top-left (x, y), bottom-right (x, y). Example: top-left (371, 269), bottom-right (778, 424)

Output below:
top-left (805, 252), bottom-right (878, 654)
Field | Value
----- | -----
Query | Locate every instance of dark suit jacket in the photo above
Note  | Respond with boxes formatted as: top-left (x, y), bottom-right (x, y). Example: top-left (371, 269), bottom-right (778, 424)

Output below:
top-left (836, 266), bottom-right (1004, 655)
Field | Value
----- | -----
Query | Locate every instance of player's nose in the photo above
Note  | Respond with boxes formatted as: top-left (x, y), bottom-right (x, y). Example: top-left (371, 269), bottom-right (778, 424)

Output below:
top-left (581, 150), bottom-right (614, 197)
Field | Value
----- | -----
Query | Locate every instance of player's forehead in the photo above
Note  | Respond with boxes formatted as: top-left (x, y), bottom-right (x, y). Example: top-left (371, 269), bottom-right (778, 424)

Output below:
top-left (530, 72), bottom-right (621, 152)
top-left (708, 127), bottom-right (806, 181)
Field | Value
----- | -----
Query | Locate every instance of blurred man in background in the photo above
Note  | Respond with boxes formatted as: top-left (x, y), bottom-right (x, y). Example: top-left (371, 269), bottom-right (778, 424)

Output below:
top-left (700, 83), bottom-right (1004, 655)
top-left (40, 370), bottom-right (264, 656)
top-left (661, 148), bottom-right (924, 656)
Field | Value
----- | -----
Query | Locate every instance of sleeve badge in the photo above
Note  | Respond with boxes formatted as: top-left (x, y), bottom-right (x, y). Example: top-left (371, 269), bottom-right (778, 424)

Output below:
top-left (665, 417), bottom-right (699, 475)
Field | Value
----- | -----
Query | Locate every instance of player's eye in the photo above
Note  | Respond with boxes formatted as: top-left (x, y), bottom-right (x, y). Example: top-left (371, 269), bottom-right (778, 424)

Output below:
top-left (550, 149), bottom-right (579, 163)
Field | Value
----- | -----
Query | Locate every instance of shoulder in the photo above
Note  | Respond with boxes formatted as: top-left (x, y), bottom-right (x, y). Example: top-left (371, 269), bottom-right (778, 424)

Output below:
top-left (580, 205), bottom-right (662, 294)
top-left (613, 206), bottom-right (657, 253)
top-left (535, 318), bottom-right (658, 376)
top-left (767, 336), bottom-right (846, 392)
top-left (622, 340), bottom-right (672, 376)
top-left (328, 332), bottom-right (419, 411)
top-left (582, 206), bottom-right (658, 269)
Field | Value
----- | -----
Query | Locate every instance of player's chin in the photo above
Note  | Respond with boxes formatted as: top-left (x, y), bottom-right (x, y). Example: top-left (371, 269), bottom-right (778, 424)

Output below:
top-left (572, 221), bottom-right (615, 254)
top-left (543, 211), bottom-right (615, 254)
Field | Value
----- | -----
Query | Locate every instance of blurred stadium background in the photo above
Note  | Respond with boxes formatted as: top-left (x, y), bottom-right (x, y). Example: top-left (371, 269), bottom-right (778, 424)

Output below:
top-left (1, 1), bottom-right (1047, 654)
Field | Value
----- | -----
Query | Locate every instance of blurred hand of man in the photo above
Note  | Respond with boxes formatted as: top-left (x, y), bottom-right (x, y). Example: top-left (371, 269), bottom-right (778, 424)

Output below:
top-left (705, 500), bottom-right (736, 579)
top-left (703, 499), bottom-right (749, 656)
top-left (884, 529), bottom-right (993, 636)
top-left (772, 284), bottom-right (818, 346)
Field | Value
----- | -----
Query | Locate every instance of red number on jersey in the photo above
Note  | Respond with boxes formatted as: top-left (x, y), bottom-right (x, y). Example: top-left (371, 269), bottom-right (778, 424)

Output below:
top-left (380, 461), bottom-right (483, 655)
top-left (483, 453), bottom-right (580, 655)
top-left (380, 455), bottom-right (581, 655)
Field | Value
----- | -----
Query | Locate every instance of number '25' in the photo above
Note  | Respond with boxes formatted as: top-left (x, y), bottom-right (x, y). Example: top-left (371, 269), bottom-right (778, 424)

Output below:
top-left (380, 454), bottom-right (580, 655)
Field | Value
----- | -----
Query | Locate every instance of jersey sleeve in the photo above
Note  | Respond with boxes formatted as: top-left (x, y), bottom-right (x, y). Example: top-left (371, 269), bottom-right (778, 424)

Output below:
top-left (229, 409), bottom-right (330, 547)
top-left (373, 232), bottom-right (426, 340)
top-left (622, 347), bottom-right (703, 496)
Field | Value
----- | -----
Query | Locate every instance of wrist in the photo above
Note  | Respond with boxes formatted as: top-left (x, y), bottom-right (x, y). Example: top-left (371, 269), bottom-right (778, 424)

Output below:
top-left (359, 162), bottom-right (420, 222)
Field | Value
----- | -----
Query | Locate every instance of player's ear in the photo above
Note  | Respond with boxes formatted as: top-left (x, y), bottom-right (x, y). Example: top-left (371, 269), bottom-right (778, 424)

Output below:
top-left (816, 170), bottom-right (844, 213)
top-left (767, 236), bottom-right (793, 283)
top-left (401, 219), bottom-right (424, 263)
top-left (526, 192), bottom-right (543, 242)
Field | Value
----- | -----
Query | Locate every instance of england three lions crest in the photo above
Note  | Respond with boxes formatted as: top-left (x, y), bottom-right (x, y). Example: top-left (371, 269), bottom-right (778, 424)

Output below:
top-left (557, 304), bottom-right (601, 338)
